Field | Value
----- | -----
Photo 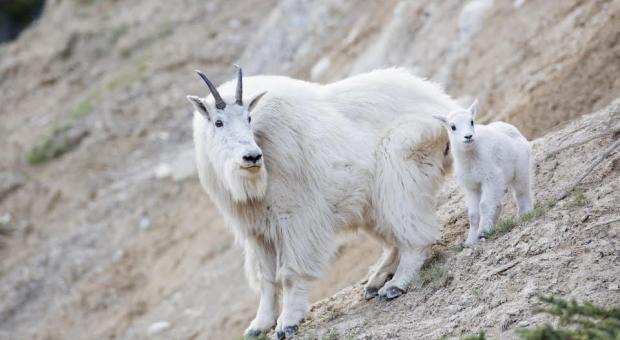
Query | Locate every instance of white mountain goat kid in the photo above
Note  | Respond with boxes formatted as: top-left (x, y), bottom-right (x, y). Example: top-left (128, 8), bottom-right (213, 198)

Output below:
top-left (433, 100), bottom-right (533, 245)
top-left (186, 66), bottom-right (459, 339)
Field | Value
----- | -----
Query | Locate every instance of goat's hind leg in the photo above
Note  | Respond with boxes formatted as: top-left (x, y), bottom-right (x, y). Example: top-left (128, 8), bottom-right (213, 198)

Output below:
top-left (378, 245), bottom-right (429, 300)
top-left (478, 183), bottom-right (505, 238)
top-left (364, 246), bottom-right (399, 300)
top-left (513, 167), bottom-right (533, 216)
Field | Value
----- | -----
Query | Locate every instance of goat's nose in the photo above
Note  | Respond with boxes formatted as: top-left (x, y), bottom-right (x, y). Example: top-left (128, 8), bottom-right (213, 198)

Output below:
top-left (243, 152), bottom-right (262, 164)
top-left (464, 134), bottom-right (473, 140)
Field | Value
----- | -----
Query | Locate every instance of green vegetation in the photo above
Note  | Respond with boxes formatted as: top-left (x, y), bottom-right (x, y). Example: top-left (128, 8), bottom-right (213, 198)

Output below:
top-left (416, 251), bottom-right (452, 290)
top-left (462, 331), bottom-right (486, 340)
top-left (463, 296), bottom-right (619, 340)
top-left (26, 125), bottom-right (89, 165)
top-left (485, 217), bottom-right (518, 239)
top-left (519, 296), bottom-right (620, 340)
top-left (565, 190), bottom-right (588, 208)
top-left (26, 57), bottom-right (148, 165)
top-left (519, 205), bottom-right (546, 223)
top-left (484, 203), bottom-right (548, 239)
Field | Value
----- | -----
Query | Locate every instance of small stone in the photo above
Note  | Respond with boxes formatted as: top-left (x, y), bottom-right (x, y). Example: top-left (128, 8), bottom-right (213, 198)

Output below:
top-left (148, 321), bottom-right (171, 334)
top-left (518, 320), bottom-right (530, 327)
top-left (139, 217), bottom-right (151, 230)
top-left (581, 214), bottom-right (590, 222)
top-left (158, 131), bottom-right (170, 141)
top-left (154, 163), bottom-right (172, 179)
top-left (609, 283), bottom-right (619, 291)
top-left (0, 213), bottom-right (12, 225)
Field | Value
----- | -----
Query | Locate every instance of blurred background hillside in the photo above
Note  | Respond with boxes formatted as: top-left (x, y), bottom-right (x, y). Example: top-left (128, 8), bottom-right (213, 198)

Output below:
top-left (0, 1), bottom-right (619, 339)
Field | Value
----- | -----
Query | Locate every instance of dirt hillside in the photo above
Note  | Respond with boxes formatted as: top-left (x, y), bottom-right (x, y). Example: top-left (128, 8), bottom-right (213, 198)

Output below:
top-left (0, 1), bottom-right (618, 339)
top-left (287, 99), bottom-right (620, 339)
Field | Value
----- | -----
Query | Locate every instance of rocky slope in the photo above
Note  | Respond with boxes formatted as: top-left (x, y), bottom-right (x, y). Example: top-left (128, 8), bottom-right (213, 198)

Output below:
top-left (0, 1), bottom-right (618, 339)
top-left (289, 99), bottom-right (620, 339)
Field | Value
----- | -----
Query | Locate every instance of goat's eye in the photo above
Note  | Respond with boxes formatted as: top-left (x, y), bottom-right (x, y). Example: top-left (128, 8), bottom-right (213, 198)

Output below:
top-left (451, 125), bottom-right (456, 131)
top-left (470, 120), bottom-right (474, 126)
top-left (248, 116), bottom-right (251, 123)
top-left (215, 120), bottom-right (223, 128)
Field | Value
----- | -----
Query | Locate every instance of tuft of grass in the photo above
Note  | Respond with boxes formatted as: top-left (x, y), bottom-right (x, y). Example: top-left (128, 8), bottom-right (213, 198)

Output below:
top-left (26, 125), bottom-right (89, 165)
top-left (485, 217), bottom-right (517, 239)
top-left (322, 330), bottom-right (340, 340)
top-left (451, 243), bottom-right (465, 253)
top-left (520, 205), bottom-right (546, 223)
top-left (485, 203), bottom-right (548, 239)
top-left (69, 97), bottom-right (94, 119)
top-left (565, 190), bottom-right (588, 208)
top-left (518, 295), bottom-right (620, 340)
top-left (462, 331), bottom-right (486, 340)
top-left (417, 251), bottom-right (452, 290)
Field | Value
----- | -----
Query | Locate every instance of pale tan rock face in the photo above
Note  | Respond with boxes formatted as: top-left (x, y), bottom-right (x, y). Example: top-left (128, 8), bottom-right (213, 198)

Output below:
top-left (0, 1), bottom-right (618, 339)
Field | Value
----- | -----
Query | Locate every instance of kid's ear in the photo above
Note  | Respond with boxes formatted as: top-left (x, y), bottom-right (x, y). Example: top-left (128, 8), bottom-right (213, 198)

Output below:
top-left (432, 114), bottom-right (448, 125)
top-left (248, 91), bottom-right (268, 111)
top-left (468, 99), bottom-right (479, 119)
top-left (187, 95), bottom-right (210, 120)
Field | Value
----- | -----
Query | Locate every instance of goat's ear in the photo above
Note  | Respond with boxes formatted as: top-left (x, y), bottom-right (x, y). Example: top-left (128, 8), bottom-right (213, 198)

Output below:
top-left (187, 95), bottom-right (210, 120)
top-left (432, 114), bottom-right (448, 125)
top-left (468, 99), bottom-right (479, 119)
top-left (248, 91), bottom-right (267, 111)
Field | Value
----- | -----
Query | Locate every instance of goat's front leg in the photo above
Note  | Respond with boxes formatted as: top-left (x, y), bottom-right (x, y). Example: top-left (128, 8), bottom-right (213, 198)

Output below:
top-left (244, 239), bottom-right (278, 339)
top-left (275, 276), bottom-right (309, 340)
top-left (464, 187), bottom-right (482, 246)
top-left (478, 182), bottom-right (505, 238)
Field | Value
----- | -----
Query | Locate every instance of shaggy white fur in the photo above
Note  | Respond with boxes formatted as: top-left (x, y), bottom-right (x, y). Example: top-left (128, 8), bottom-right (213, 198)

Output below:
top-left (433, 100), bottom-right (533, 245)
top-left (187, 67), bottom-right (459, 338)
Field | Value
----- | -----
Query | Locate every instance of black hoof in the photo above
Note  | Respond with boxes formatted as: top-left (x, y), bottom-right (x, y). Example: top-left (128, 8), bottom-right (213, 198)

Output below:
top-left (276, 325), bottom-right (298, 339)
top-left (245, 329), bottom-right (263, 339)
top-left (386, 286), bottom-right (405, 299)
top-left (379, 286), bottom-right (405, 301)
top-left (284, 325), bottom-right (298, 338)
top-left (365, 287), bottom-right (379, 300)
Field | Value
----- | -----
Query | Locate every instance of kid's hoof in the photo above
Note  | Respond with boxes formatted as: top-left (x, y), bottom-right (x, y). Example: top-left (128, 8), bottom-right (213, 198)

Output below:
top-left (364, 287), bottom-right (379, 300)
top-left (379, 286), bottom-right (405, 300)
top-left (276, 325), bottom-right (298, 339)
top-left (245, 329), bottom-right (263, 339)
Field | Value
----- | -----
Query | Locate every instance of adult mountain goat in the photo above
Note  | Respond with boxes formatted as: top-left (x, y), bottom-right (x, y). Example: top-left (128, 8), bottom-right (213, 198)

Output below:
top-left (186, 66), bottom-right (459, 339)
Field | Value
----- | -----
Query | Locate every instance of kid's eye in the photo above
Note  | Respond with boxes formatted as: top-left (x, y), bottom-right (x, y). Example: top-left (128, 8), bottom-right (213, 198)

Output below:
top-left (215, 120), bottom-right (223, 128)
top-left (451, 125), bottom-right (456, 131)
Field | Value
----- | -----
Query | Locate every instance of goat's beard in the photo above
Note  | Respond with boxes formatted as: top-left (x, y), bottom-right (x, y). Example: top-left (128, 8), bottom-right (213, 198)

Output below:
top-left (223, 161), bottom-right (268, 203)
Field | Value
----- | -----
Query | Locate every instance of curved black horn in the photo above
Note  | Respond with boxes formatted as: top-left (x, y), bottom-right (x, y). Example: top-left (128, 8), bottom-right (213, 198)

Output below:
top-left (234, 64), bottom-right (243, 105)
top-left (195, 70), bottom-right (226, 110)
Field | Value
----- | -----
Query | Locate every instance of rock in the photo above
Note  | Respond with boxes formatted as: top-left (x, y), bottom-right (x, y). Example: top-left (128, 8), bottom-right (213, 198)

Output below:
top-left (147, 321), bottom-right (171, 334)
top-left (139, 217), bottom-right (151, 230)
top-left (518, 320), bottom-right (530, 327)
top-left (154, 163), bottom-right (172, 179)
top-left (0, 213), bottom-right (12, 225)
